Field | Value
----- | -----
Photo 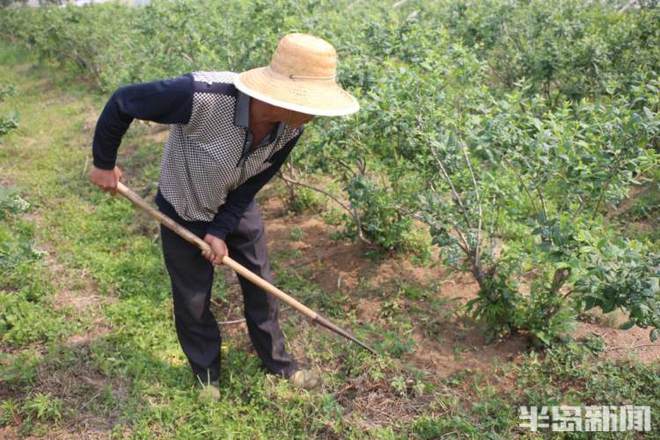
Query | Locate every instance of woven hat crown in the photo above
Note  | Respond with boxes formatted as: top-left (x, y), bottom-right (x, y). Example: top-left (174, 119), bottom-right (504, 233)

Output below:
top-left (235, 33), bottom-right (359, 116)
top-left (270, 33), bottom-right (337, 80)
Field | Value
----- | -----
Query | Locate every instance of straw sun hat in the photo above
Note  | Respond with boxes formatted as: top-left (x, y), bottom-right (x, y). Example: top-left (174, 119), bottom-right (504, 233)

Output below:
top-left (234, 33), bottom-right (359, 117)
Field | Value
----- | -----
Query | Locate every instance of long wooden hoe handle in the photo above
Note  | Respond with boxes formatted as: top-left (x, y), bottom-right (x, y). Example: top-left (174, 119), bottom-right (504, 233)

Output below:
top-left (116, 182), bottom-right (376, 355)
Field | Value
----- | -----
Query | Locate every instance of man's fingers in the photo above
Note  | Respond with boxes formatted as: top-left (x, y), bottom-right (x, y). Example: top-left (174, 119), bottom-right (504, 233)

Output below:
top-left (105, 182), bottom-right (118, 195)
top-left (90, 166), bottom-right (121, 194)
top-left (202, 248), bottom-right (216, 263)
top-left (202, 235), bottom-right (227, 265)
top-left (205, 250), bottom-right (224, 266)
top-left (211, 245), bottom-right (226, 265)
top-left (95, 178), bottom-right (118, 193)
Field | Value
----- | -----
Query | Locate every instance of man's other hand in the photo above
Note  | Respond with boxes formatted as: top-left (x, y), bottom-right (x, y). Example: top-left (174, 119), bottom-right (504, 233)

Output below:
top-left (90, 165), bottom-right (123, 194)
top-left (203, 234), bottom-right (228, 265)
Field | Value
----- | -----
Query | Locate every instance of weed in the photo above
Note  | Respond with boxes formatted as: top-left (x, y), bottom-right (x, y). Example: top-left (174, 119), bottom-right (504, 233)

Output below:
top-left (376, 329), bottom-right (415, 359)
top-left (289, 226), bottom-right (305, 241)
top-left (22, 393), bottom-right (63, 423)
top-left (0, 399), bottom-right (19, 426)
top-left (0, 187), bottom-right (30, 219)
top-left (411, 415), bottom-right (480, 439)
top-left (0, 350), bottom-right (40, 386)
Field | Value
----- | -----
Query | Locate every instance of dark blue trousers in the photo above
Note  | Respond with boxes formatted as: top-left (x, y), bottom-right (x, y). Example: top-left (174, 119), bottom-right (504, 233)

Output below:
top-left (160, 201), bottom-right (297, 382)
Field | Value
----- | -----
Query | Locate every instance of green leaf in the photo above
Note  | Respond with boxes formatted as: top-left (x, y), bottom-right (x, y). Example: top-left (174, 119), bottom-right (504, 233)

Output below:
top-left (619, 320), bottom-right (635, 330)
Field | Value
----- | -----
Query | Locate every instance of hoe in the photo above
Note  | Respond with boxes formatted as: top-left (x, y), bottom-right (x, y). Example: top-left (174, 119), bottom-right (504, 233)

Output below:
top-left (116, 182), bottom-right (376, 355)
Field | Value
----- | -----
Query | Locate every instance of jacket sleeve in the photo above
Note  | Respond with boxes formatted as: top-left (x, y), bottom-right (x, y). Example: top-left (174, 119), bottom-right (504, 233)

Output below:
top-left (206, 130), bottom-right (303, 240)
top-left (92, 74), bottom-right (194, 170)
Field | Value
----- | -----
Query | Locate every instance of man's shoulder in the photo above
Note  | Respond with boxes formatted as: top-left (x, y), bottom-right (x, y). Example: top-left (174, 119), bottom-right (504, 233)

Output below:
top-left (191, 71), bottom-right (238, 97)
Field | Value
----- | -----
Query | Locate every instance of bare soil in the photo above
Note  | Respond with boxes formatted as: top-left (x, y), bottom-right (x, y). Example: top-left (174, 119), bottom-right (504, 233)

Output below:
top-left (260, 192), bottom-right (660, 378)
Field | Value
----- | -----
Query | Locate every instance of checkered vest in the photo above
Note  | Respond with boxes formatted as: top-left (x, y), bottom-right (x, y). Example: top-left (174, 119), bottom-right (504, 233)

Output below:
top-left (158, 71), bottom-right (300, 222)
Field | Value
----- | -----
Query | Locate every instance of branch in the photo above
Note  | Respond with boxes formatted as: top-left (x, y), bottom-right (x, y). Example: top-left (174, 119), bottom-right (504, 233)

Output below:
top-left (619, 0), bottom-right (637, 13)
top-left (396, 208), bottom-right (476, 276)
top-left (607, 343), bottom-right (660, 351)
top-left (550, 267), bottom-right (571, 295)
top-left (462, 144), bottom-right (483, 264)
top-left (279, 173), bottom-right (351, 213)
top-left (429, 142), bottom-right (474, 231)
top-left (209, 299), bottom-right (246, 325)
top-left (502, 159), bottom-right (539, 213)
top-left (487, 195), bottom-right (499, 258)
top-left (405, 208), bottom-right (470, 255)
top-left (278, 173), bottom-right (372, 245)
top-left (335, 158), bottom-right (356, 179)
top-left (536, 186), bottom-right (548, 220)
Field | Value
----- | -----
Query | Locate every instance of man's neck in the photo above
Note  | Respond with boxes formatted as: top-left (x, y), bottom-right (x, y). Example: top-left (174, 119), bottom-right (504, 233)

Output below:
top-left (250, 98), bottom-right (292, 125)
top-left (249, 99), bottom-right (282, 146)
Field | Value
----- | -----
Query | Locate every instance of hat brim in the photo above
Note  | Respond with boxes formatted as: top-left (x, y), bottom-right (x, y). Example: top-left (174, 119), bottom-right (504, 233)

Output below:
top-left (235, 66), bottom-right (359, 117)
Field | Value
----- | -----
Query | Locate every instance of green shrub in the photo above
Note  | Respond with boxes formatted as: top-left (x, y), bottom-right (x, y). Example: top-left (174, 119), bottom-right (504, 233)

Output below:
top-left (0, 83), bottom-right (18, 138)
top-left (575, 238), bottom-right (659, 340)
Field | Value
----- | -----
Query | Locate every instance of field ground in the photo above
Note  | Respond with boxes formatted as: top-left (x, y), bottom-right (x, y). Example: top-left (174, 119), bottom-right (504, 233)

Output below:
top-left (0, 48), bottom-right (658, 439)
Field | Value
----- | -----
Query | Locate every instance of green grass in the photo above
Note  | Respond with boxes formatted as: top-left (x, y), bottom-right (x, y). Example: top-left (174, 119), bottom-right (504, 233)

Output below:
top-left (0, 46), bottom-right (657, 439)
top-left (0, 189), bottom-right (79, 347)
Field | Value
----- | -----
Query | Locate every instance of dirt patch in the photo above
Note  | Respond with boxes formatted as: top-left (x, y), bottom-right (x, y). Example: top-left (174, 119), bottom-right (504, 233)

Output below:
top-left (335, 375), bottom-right (439, 429)
top-left (36, 238), bottom-right (117, 316)
top-left (606, 184), bottom-right (654, 219)
top-left (264, 210), bottom-right (371, 292)
top-left (65, 321), bottom-right (113, 347)
top-left (369, 256), bottom-right (441, 289)
top-left (54, 290), bottom-right (108, 313)
top-left (436, 273), bottom-right (480, 301)
top-left (356, 298), bottom-right (381, 322)
top-left (258, 194), bottom-right (531, 383)
top-left (0, 176), bottom-right (16, 188)
top-left (575, 322), bottom-right (660, 364)
top-left (262, 196), bottom-right (445, 296)
top-left (29, 339), bottom-right (130, 439)
top-left (0, 427), bottom-right (21, 440)
top-left (408, 324), bottom-right (528, 379)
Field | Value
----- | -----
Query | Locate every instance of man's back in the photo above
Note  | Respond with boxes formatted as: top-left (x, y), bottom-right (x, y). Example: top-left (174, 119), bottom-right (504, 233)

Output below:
top-left (159, 71), bottom-right (301, 224)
